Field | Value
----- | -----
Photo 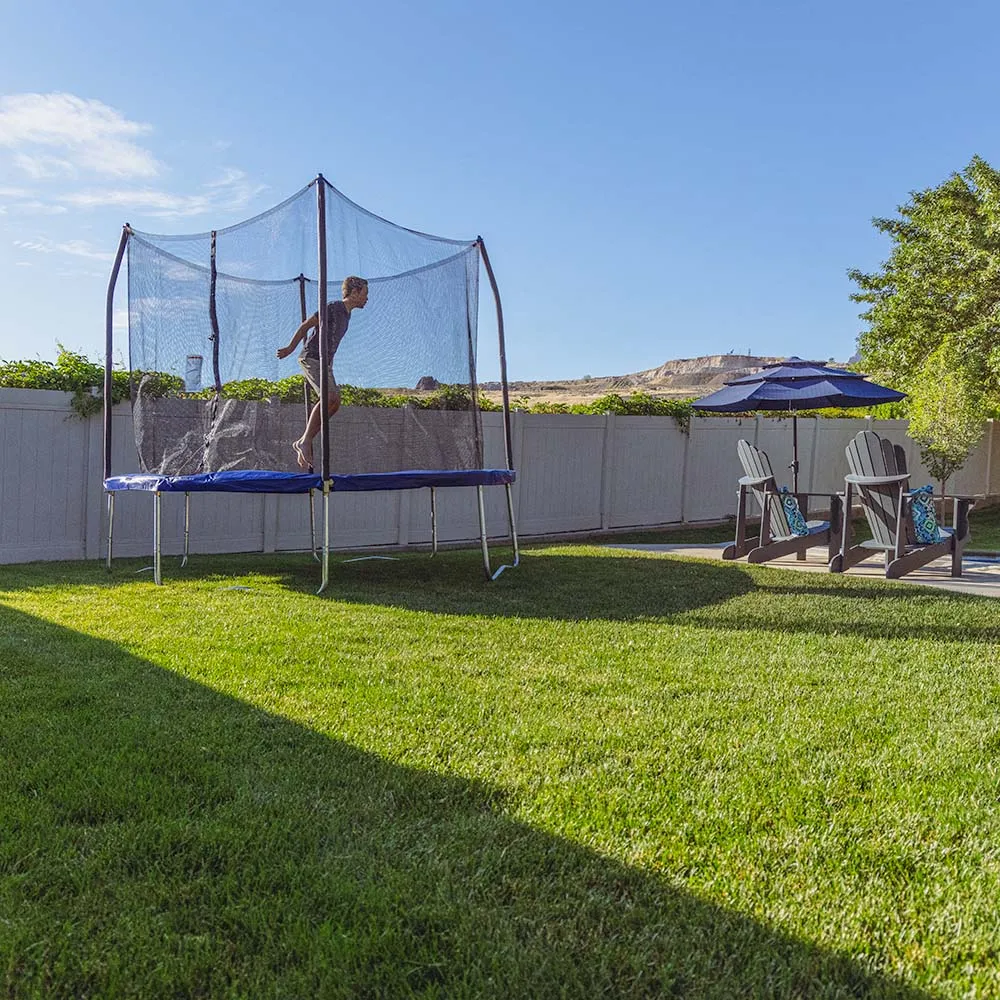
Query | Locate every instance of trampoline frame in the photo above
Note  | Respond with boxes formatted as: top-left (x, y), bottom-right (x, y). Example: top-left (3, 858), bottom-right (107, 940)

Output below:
top-left (104, 471), bottom-right (519, 590)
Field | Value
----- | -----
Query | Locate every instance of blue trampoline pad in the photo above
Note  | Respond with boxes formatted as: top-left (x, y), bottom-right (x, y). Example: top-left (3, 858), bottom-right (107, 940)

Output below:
top-left (104, 471), bottom-right (322, 494)
top-left (104, 469), bottom-right (516, 494)
top-left (328, 469), bottom-right (515, 492)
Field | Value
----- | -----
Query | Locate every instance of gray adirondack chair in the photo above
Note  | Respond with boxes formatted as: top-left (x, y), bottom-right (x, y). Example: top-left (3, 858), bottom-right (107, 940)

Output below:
top-left (722, 439), bottom-right (843, 564)
top-left (831, 430), bottom-right (972, 578)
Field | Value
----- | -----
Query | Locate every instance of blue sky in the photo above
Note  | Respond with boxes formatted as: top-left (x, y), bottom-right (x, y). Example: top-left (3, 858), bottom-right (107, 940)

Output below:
top-left (2, 0), bottom-right (999, 382)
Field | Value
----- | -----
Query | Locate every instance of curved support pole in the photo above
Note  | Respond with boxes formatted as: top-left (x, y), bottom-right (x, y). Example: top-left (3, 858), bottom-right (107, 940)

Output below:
top-left (309, 489), bottom-right (319, 561)
top-left (103, 225), bottom-right (130, 482)
top-left (430, 487), bottom-right (438, 556)
top-left (477, 238), bottom-right (513, 473)
top-left (477, 485), bottom-right (492, 579)
top-left (153, 492), bottom-right (163, 586)
top-left (317, 480), bottom-right (331, 594)
top-left (106, 492), bottom-right (115, 572)
top-left (489, 482), bottom-right (520, 580)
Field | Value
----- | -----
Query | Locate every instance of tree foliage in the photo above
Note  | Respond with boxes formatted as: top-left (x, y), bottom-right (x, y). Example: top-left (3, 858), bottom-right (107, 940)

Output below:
top-left (906, 344), bottom-right (986, 494)
top-left (850, 155), bottom-right (1000, 413)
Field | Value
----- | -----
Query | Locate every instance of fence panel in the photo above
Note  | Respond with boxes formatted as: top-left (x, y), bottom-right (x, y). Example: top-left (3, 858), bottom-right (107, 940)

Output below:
top-left (514, 414), bottom-right (605, 535)
top-left (0, 390), bottom-right (91, 561)
top-left (681, 417), bottom-right (749, 522)
top-left (606, 416), bottom-right (686, 528)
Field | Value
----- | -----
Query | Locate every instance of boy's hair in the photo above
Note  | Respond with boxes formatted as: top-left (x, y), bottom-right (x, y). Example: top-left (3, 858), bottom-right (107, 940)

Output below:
top-left (342, 275), bottom-right (368, 298)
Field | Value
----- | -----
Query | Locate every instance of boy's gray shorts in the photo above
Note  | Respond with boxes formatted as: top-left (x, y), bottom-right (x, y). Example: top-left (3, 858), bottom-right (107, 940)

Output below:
top-left (299, 356), bottom-right (338, 397)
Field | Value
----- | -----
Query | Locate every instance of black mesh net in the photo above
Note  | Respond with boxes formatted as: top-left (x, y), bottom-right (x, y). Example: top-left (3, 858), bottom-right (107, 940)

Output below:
top-left (125, 179), bottom-right (489, 476)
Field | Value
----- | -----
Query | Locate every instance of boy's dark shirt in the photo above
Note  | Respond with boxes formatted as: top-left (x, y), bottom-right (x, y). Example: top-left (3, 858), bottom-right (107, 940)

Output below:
top-left (301, 299), bottom-right (350, 362)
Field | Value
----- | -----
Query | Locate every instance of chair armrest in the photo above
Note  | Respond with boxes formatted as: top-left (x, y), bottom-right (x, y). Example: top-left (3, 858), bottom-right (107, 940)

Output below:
top-left (844, 473), bottom-right (910, 486)
top-left (737, 474), bottom-right (772, 488)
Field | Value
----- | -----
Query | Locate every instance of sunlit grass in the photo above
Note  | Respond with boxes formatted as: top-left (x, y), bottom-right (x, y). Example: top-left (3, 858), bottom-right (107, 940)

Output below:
top-left (2, 546), bottom-right (999, 998)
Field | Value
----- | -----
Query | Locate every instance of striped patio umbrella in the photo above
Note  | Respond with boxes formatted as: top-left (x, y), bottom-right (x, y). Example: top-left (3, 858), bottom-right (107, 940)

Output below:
top-left (692, 358), bottom-right (906, 492)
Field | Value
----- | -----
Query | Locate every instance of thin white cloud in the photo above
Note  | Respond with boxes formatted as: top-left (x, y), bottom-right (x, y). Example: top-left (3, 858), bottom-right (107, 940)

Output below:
top-left (13, 239), bottom-right (55, 253)
top-left (0, 92), bottom-right (160, 179)
top-left (6, 199), bottom-right (68, 215)
top-left (60, 169), bottom-right (268, 219)
top-left (13, 236), bottom-right (113, 262)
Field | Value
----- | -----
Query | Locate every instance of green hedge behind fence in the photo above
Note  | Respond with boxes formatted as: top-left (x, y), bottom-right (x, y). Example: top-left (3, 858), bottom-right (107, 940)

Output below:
top-left (5, 349), bottom-right (916, 432)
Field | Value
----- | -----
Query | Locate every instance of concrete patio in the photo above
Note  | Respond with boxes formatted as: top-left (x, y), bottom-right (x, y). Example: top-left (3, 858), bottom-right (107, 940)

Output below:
top-left (607, 542), bottom-right (1000, 599)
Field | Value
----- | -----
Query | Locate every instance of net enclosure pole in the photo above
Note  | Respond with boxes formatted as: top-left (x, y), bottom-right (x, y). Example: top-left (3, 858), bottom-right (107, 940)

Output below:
top-left (209, 231), bottom-right (223, 392)
top-left (316, 176), bottom-right (330, 481)
top-left (103, 225), bottom-right (130, 481)
top-left (477, 237), bottom-right (513, 472)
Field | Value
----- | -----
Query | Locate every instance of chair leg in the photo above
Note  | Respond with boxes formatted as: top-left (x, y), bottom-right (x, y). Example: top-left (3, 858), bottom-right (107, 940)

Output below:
top-left (827, 495), bottom-right (843, 565)
top-left (723, 486), bottom-right (750, 560)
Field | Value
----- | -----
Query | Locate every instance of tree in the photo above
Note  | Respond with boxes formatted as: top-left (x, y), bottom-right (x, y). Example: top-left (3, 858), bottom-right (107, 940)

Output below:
top-left (906, 343), bottom-right (985, 499)
top-left (849, 155), bottom-right (1000, 413)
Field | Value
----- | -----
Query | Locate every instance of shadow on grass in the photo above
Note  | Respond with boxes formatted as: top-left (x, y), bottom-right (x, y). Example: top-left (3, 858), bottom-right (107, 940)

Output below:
top-left (4, 547), bottom-right (758, 622)
top-left (6, 543), bottom-right (999, 648)
top-left (0, 604), bottom-right (933, 1000)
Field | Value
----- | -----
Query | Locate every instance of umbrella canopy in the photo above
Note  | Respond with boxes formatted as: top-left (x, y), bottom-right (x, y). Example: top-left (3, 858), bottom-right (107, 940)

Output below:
top-left (692, 358), bottom-right (906, 490)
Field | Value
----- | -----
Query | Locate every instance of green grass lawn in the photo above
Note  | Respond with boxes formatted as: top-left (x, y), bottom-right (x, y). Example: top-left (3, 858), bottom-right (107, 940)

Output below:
top-left (2, 543), bottom-right (1000, 998)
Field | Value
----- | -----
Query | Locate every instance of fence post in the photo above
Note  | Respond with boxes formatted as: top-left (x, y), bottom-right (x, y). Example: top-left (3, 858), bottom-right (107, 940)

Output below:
top-left (83, 412), bottom-right (104, 559)
top-left (262, 495), bottom-right (278, 553)
top-left (397, 490), bottom-right (411, 546)
top-left (599, 410), bottom-right (616, 531)
top-left (680, 416), bottom-right (693, 523)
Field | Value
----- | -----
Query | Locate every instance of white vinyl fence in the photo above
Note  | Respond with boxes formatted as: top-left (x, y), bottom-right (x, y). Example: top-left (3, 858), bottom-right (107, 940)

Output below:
top-left (2, 387), bottom-right (998, 565)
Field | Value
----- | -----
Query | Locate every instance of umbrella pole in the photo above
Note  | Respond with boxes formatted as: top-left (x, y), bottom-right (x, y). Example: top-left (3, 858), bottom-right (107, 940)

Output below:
top-left (792, 412), bottom-right (799, 493)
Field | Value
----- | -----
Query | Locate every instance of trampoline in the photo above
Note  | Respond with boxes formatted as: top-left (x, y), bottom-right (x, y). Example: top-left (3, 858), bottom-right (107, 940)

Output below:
top-left (103, 176), bottom-right (519, 590)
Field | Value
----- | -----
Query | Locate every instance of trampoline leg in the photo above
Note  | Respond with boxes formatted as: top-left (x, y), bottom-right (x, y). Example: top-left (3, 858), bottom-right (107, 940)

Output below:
top-left (309, 489), bottom-right (319, 562)
top-left (153, 491), bottom-right (163, 586)
top-left (501, 483), bottom-right (520, 573)
top-left (430, 486), bottom-right (438, 556)
top-left (318, 482), bottom-right (330, 594)
top-left (181, 492), bottom-right (190, 568)
top-left (106, 491), bottom-right (115, 572)
top-left (488, 482), bottom-right (520, 581)
top-left (477, 485), bottom-right (492, 579)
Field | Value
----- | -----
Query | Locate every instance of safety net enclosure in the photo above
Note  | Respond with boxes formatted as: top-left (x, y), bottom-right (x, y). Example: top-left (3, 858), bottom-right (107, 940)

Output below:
top-left (105, 175), bottom-right (512, 480)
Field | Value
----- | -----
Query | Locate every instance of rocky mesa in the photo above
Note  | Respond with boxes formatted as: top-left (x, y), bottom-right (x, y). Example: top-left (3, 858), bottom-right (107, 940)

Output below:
top-left (478, 353), bottom-right (788, 407)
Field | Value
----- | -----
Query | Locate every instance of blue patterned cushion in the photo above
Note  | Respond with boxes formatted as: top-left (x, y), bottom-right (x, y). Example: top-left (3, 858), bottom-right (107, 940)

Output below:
top-left (910, 485), bottom-right (941, 544)
top-left (778, 486), bottom-right (809, 536)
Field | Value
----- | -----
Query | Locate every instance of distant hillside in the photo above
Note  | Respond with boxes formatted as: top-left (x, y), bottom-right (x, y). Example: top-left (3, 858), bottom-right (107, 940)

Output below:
top-left (479, 354), bottom-right (790, 406)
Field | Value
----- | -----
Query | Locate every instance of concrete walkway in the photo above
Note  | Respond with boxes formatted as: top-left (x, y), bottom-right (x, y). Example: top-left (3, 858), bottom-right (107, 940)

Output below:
top-left (606, 542), bottom-right (1000, 599)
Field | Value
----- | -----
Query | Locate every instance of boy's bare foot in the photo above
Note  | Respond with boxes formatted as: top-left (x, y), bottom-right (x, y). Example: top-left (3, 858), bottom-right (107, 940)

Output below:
top-left (293, 439), bottom-right (313, 471)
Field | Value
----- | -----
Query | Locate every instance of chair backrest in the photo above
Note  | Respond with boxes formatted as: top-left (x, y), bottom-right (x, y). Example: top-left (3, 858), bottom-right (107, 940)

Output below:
top-left (736, 439), bottom-right (792, 538)
top-left (845, 430), bottom-right (912, 546)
